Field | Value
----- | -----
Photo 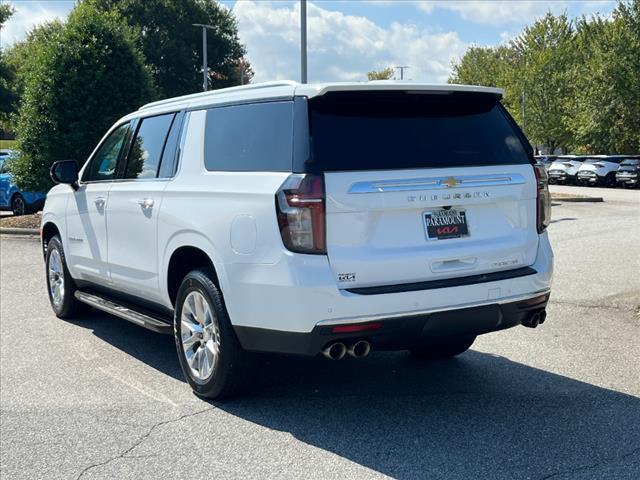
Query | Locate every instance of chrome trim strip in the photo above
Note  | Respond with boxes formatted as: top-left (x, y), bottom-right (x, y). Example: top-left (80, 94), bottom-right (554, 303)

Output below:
top-left (348, 173), bottom-right (526, 194)
top-left (315, 289), bottom-right (550, 327)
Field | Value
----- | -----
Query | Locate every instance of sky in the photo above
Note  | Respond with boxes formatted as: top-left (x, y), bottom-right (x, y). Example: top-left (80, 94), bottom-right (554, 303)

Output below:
top-left (1, 0), bottom-right (618, 83)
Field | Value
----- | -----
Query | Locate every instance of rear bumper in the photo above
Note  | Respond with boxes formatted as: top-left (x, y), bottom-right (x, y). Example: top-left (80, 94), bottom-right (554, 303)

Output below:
top-left (577, 171), bottom-right (605, 184)
top-left (548, 171), bottom-right (572, 183)
top-left (616, 175), bottom-right (638, 185)
top-left (235, 292), bottom-right (550, 356)
top-left (223, 232), bottom-right (553, 345)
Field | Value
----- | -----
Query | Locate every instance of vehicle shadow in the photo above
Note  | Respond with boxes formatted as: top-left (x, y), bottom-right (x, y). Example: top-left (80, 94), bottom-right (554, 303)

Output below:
top-left (219, 352), bottom-right (640, 479)
top-left (69, 311), bottom-right (184, 381)
top-left (550, 217), bottom-right (577, 224)
top-left (70, 313), bottom-right (640, 479)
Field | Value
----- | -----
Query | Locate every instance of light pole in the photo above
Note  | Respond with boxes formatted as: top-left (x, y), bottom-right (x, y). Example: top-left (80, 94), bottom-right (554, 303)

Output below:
top-left (193, 23), bottom-right (215, 92)
top-left (395, 65), bottom-right (410, 80)
top-left (300, 0), bottom-right (307, 83)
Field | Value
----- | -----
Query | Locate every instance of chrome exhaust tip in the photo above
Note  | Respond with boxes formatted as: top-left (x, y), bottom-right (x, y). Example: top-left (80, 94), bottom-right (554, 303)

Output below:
top-left (347, 340), bottom-right (371, 358)
top-left (322, 342), bottom-right (347, 360)
top-left (522, 311), bottom-right (543, 328)
top-left (538, 310), bottom-right (547, 324)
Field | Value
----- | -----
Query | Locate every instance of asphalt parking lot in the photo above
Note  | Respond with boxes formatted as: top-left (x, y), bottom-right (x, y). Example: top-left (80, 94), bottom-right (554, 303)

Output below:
top-left (1, 186), bottom-right (639, 480)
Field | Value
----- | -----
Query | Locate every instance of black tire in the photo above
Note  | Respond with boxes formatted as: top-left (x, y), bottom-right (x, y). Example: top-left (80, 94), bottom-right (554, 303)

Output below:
top-left (11, 193), bottom-right (28, 216)
top-left (604, 173), bottom-right (617, 188)
top-left (174, 267), bottom-right (256, 399)
top-left (45, 235), bottom-right (88, 318)
top-left (409, 335), bottom-right (476, 359)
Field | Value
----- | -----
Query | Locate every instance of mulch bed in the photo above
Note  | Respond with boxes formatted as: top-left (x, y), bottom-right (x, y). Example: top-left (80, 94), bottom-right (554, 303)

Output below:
top-left (0, 213), bottom-right (41, 229)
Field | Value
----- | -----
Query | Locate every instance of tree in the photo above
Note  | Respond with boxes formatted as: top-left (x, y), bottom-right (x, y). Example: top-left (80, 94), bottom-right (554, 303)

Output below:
top-left (0, 4), bottom-right (12, 24)
top-left (509, 12), bottom-right (576, 153)
top-left (450, 2), bottom-right (639, 154)
top-left (367, 67), bottom-right (394, 80)
top-left (570, 1), bottom-right (640, 153)
top-left (2, 21), bottom-right (64, 130)
top-left (450, 13), bottom-right (576, 153)
top-left (8, 2), bottom-right (155, 191)
top-left (0, 4), bottom-right (16, 126)
top-left (449, 45), bottom-right (520, 116)
top-left (90, 0), bottom-right (247, 98)
top-left (234, 57), bottom-right (254, 85)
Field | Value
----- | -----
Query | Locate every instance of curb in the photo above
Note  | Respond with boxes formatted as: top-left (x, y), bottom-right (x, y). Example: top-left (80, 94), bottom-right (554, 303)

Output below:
top-left (551, 196), bottom-right (604, 203)
top-left (0, 227), bottom-right (40, 236)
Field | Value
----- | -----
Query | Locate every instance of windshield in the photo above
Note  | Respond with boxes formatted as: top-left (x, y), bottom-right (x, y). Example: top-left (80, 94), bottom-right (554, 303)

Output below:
top-left (304, 91), bottom-right (532, 172)
top-left (621, 159), bottom-right (640, 166)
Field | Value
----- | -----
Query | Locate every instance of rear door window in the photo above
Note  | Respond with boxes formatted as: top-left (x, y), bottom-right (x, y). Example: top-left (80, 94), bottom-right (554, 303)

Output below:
top-left (124, 113), bottom-right (175, 179)
top-left (204, 101), bottom-right (293, 172)
top-left (303, 91), bottom-right (531, 172)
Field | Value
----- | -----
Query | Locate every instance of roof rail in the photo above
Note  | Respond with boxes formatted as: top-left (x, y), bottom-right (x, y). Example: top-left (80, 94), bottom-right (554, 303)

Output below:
top-left (139, 80), bottom-right (299, 111)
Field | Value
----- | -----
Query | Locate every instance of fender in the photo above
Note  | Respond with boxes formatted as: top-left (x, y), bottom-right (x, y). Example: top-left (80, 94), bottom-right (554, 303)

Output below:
top-left (160, 229), bottom-right (230, 309)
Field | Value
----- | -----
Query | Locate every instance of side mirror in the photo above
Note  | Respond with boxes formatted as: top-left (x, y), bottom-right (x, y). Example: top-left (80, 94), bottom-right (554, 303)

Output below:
top-left (50, 160), bottom-right (79, 190)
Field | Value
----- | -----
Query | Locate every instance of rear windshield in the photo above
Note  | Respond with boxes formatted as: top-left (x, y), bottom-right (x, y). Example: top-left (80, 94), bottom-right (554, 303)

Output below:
top-left (303, 91), bottom-right (532, 172)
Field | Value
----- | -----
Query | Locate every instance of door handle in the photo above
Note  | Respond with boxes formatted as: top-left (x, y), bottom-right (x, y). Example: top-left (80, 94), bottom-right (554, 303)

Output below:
top-left (138, 198), bottom-right (154, 209)
top-left (94, 197), bottom-right (106, 208)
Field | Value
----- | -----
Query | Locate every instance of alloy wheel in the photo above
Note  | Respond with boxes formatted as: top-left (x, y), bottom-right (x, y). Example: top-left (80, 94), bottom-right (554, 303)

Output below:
top-left (180, 291), bottom-right (221, 383)
top-left (48, 249), bottom-right (65, 309)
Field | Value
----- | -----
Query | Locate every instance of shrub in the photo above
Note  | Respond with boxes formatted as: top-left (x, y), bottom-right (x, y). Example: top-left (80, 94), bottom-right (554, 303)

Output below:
top-left (9, 3), bottom-right (155, 191)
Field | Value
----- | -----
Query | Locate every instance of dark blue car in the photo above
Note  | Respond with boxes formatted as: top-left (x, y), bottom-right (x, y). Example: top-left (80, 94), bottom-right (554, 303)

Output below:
top-left (0, 150), bottom-right (47, 216)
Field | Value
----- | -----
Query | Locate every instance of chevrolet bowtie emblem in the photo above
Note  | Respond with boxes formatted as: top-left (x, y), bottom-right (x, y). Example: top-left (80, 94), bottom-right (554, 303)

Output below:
top-left (441, 177), bottom-right (459, 188)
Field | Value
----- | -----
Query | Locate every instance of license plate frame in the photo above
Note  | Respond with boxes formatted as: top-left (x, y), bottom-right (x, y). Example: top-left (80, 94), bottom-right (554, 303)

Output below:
top-left (423, 208), bottom-right (469, 241)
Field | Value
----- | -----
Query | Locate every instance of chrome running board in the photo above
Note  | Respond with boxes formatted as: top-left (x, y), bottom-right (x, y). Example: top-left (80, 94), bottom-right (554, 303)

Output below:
top-left (74, 291), bottom-right (173, 335)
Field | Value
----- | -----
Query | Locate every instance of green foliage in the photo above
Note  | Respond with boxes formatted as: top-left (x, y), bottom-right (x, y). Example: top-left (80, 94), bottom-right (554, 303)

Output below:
top-left (0, 4), bottom-right (16, 125)
top-left (9, 2), bottom-right (155, 191)
top-left (0, 4), bottom-right (13, 25)
top-left (367, 67), bottom-right (394, 80)
top-left (2, 21), bottom-right (64, 130)
top-left (450, 2), bottom-right (640, 154)
top-left (510, 12), bottom-right (575, 153)
top-left (570, 1), bottom-right (640, 153)
top-left (90, 0), bottom-right (247, 98)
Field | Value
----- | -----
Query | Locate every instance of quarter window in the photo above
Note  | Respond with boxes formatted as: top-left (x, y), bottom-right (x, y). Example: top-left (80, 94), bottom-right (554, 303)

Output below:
top-left (204, 101), bottom-right (293, 172)
top-left (83, 123), bottom-right (129, 182)
top-left (124, 113), bottom-right (175, 179)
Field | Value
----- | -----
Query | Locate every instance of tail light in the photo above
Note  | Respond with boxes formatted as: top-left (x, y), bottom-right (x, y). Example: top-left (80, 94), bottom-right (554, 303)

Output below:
top-left (534, 164), bottom-right (551, 233)
top-left (276, 174), bottom-right (326, 254)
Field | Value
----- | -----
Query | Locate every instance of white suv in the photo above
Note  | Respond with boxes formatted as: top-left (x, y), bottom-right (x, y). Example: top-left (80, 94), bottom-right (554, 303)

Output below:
top-left (576, 155), bottom-right (626, 187)
top-left (42, 81), bottom-right (553, 399)
top-left (547, 155), bottom-right (585, 184)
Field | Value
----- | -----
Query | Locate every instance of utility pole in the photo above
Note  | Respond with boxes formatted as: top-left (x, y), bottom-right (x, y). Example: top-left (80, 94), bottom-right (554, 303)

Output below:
top-left (395, 65), bottom-right (409, 80)
top-left (300, 0), bottom-right (308, 83)
top-left (193, 23), bottom-right (215, 92)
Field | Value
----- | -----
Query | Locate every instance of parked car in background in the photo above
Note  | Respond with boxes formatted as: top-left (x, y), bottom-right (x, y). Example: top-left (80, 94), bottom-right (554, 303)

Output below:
top-left (547, 155), bottom-right (585, 184)
top-left (535, 155), bottom-right (556, 171)
top-left (615, 157), bottom-right (640, 188)
top-left (0, 149), bottom-right (47, 216)
top-left (576, 155), bottom-right (625, 187)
